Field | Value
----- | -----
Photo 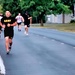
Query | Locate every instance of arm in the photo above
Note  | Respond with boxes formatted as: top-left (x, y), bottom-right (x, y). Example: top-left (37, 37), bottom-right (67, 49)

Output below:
top-left (28, 17), bottom-right (32, 20)
top-left (11, 22), bottom-right (17, 26)
top-left (0, 22), bottom-right (5, 28)
top-left (22, 17), bottom-right (24, 22)
top-left (0, 17), bottom-right (6, 28)
top-left (28, 17), bottom-right (32, 25)
top-left (0, 22), bottom-right (2, 27)
top-left (8, 17), bottom-right (17, 27)
top-left (7, 22), bottom-right (17, 27)
top-left (0, 18), bottom-right (3, 27)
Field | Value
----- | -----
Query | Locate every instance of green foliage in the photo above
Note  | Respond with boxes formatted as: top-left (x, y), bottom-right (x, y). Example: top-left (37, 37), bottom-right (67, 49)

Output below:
top-left (0, 5), bottom-right (3, 13)
top-left (2, 0), bottom-right (21, 16)
top-left (1, 0), bottom-right (72, 25)
top-left (20, 0), bottom-right (70, 19)
top-left (70, 20), bottom-right (75, 23)
top-left (1, 0), bottom-right (71, 17)
top-left (61, 0), bottom-right (75, 5)
top-left (19, 0), bottom-right (71, 25)
top-left (61, 0), bottom-right (75, 15)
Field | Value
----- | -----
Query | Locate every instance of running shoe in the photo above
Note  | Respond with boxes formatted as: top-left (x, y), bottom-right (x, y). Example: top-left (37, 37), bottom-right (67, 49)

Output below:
top-left (24, 31), bottom-right (26, 34)
top-left (24, 32), bottom-right (29, 35)
top-left (26, 33), bottom-right (28, 35)
top-left (6, 51), bottom-right (10, 55)
top-left (18, 29), bottom-right (21, 31)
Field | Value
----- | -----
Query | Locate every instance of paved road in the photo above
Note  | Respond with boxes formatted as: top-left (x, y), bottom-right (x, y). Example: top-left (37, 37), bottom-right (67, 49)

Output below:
top-left (0, 27), bottom-right (75, 75)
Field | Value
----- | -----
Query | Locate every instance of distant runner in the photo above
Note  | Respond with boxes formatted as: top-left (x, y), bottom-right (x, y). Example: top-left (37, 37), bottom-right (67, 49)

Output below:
top-left (16, 13), bottom-right (24, 31)
top-left (23, 11), bottom-right (32, 35)
top-left (0, 11), bottom-right (17, 54)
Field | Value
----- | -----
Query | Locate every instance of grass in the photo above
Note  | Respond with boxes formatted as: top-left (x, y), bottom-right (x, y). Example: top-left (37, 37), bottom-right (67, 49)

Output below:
top-left (31, 23), bottom-right (75, 32)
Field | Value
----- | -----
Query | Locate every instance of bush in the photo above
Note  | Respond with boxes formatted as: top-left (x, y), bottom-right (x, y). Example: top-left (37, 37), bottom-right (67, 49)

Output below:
top-left (70, 20), bottom-right (75, 23)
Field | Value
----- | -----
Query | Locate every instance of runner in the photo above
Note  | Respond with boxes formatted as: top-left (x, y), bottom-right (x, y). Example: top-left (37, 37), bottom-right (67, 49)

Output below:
top-left (23, 11), bottom-right (32, 35)
top-left (0, 13), bottom-right (3, 37)
top-left (0, 11), bottom-right (17, 54)
top-left (16, 13), bottom-right (24, 31)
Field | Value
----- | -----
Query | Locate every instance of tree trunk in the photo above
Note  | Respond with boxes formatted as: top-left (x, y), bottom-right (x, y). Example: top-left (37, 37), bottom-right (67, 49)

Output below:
top-left (62, 13), bottom-right (65, 24)
top-left (40, 19), bottom-right (43, 26)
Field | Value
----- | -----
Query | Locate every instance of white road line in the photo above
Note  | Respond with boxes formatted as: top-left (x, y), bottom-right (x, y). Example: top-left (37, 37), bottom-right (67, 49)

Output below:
top-left (0, 56), bottom-right (6, 75)
top-left (61, 43), bottom-right (64, 45)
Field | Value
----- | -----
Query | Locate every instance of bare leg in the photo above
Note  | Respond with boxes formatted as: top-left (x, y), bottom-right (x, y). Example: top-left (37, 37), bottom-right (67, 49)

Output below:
top-left (18, 25), bottom-right (20, 31)
top-left (18, 25), bottom-right (19, 30)
top-left (19, 25), bottom-right (21, 31)
top-left (5, 37), bottom-right (9, 52)
top-left (9, 38), bottom-right (12, 46)
top-left (25, 25), bottom-right (28, 35)
top-left (0, 30), bottom-right (1, 37)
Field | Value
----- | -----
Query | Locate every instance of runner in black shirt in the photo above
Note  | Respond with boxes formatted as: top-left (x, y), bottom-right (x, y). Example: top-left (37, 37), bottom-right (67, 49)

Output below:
top-left (23, 11), bottom-right (32, 35)
top-left (0, 11), bottom-right (17, 54)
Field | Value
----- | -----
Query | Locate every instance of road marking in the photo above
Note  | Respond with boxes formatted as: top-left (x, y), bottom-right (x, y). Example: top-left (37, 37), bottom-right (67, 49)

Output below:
top-left (0, 56), bottom-right (6, 75)
top-left (61, 43), bottom-right (64, 45)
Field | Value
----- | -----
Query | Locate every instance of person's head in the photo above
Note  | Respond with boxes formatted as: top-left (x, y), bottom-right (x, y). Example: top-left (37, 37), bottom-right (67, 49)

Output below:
top-left (5, 11), bottom-right (11, 17)
top-left (18, 13), bottom-right (21, 16)
top-left (25, 11), bottom-right (28, 15)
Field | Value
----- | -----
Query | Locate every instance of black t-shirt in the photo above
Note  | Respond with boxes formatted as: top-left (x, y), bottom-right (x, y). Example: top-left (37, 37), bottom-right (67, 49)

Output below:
top-left (28, 14), bottom-right (31, 23)
top-left (23, 14), bottom-right (29, 23)
top-left (23, 14), bottom-right (31, 24)
top-left (1, 16), bottom-right (16, 31)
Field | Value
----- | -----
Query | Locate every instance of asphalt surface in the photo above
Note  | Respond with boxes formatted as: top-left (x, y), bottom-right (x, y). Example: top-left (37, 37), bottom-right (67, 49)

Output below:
top-left (0, 26), bottom-right (75, 75)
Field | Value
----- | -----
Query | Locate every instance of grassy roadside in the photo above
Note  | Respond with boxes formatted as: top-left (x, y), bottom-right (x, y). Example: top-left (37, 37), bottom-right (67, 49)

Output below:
top-left (31, 23), bottom-right (75, 32)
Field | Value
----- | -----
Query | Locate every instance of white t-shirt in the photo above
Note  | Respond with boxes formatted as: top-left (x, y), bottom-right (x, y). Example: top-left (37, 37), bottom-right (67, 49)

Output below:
top-left (0, 16), bottom-right (3, 21)
top-left (16, 15), bottom-right (23, 23)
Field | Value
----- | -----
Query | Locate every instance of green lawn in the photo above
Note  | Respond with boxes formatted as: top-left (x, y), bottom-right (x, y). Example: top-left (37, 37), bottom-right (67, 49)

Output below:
top-left (31, 23), bottom-right (75, 32)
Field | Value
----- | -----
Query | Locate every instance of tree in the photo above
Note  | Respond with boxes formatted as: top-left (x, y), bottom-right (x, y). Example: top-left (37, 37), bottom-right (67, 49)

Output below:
top-left (20, 0), bottom-right (71, 26)
top-left (0, 5), bottom-right (3, 13)
top-left (0, 0), bottom-right (4, 13)
top-left (2, 0), bottom-right (21, 16)
top-left (1, 0), bottom-right (71, 25)
top-left (61, 0), bottom-right (75, 16)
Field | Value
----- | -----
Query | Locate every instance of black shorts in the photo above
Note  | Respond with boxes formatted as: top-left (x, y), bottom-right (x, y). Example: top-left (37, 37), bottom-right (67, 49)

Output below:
top-left (24, 22), bottom-right (30, 27)
top-left (0, 26), bottom-right (2, 30)
top-left (4, 29), bottom-right (14, 38)
top-left (17, 22), bottom-right (22, 26)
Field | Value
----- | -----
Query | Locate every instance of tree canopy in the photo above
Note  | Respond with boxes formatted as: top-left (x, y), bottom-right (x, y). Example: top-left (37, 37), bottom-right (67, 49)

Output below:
top-left (61, 0), bottom-right (75, 16)
top-left (20, 0), bottom-right (71, 15)
top-left (0, 0), bottom-right (74, 25)
top-left (1, 0), bottom-right (71, 15)
top-left (1, 0), bottom-right (21, 16)
top-left (19, 0), bottom-right (71, 25)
